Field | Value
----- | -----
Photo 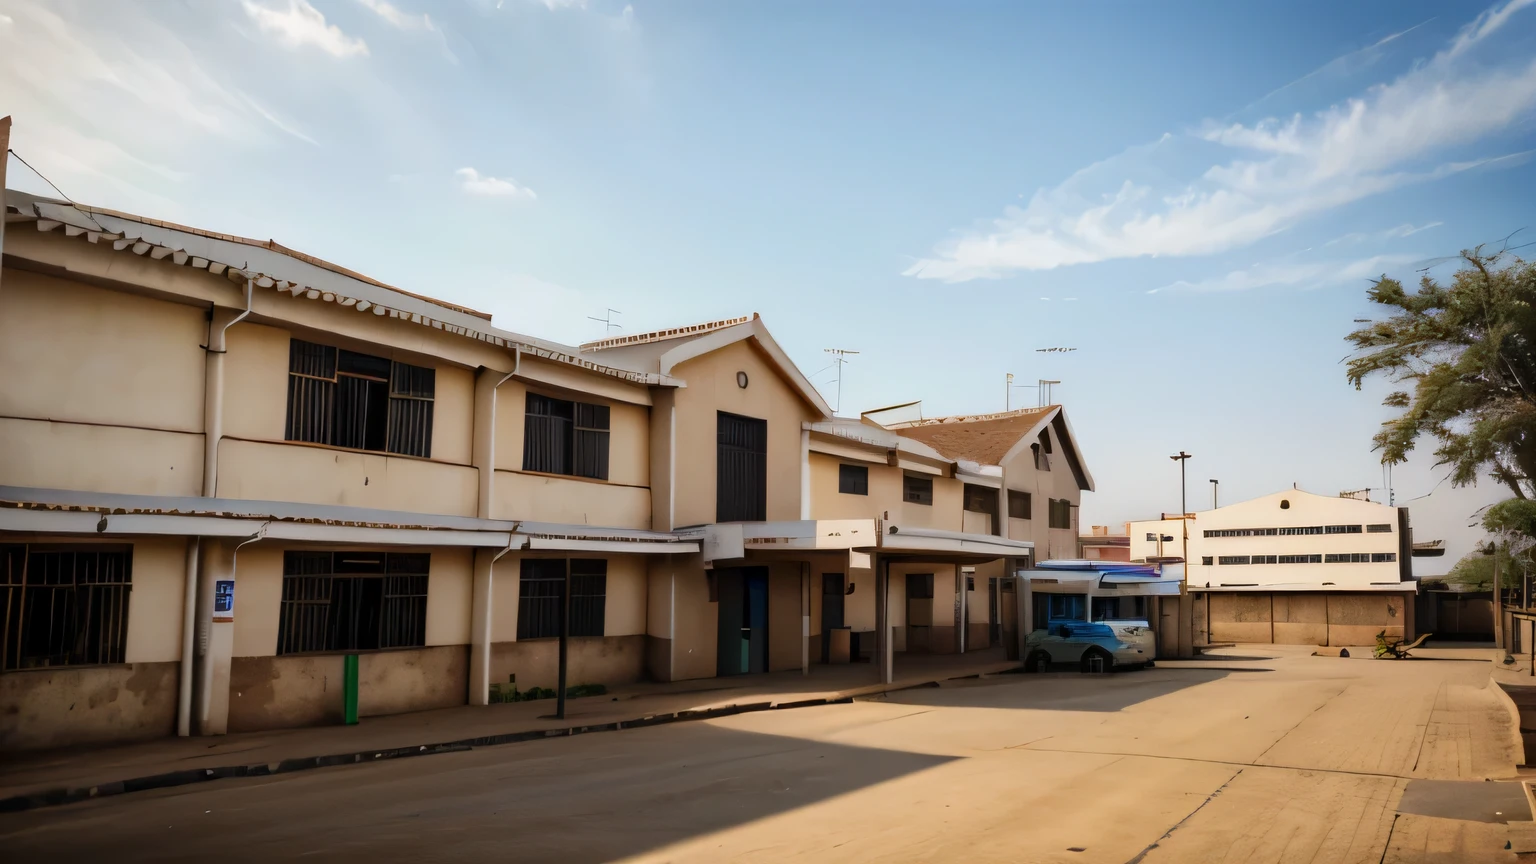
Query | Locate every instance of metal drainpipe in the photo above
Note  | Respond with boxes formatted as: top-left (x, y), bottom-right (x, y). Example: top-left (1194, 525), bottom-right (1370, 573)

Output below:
top-left (182, 274), bottom-right (253, 737)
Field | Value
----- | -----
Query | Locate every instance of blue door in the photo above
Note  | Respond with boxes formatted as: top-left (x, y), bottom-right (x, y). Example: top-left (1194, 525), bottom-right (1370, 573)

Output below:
top-left (716, 567), bottom-right (771, 675)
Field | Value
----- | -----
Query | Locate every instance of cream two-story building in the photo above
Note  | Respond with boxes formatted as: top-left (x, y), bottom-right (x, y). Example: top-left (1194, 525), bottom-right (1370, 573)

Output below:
top-left (0, 188), bottom-right (1094, 751)
top-left (1129, 488), bottom-right (1416, 646)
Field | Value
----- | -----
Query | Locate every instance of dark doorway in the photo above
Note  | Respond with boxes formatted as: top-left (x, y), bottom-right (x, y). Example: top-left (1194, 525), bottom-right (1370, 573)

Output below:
top-left (717, 412), bottom-right (767, 522)
top-left (716, 567), bottom-right (770, 675)
top-left (820, 572), bottom-right (844, 663)
top-left (906, 573), bottom-right (933, 653)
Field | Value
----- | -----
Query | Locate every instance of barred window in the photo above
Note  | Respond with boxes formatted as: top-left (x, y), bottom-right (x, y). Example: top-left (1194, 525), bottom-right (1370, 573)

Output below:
top-left (1008, 490), bottom-right (1032, 519)
top-left (1323, 553), bottom-right (1373, 564)
top-left (276, 552), bottom-right (429, 655)
top-left (1218, 556), bottom-right (1250, 565)
top-left (1250, 555), bottom-right (1278, 565)
top-left (903, 474), bottom-right (934, 505)
top-left (1278, 554), bottom-right (1323, 564)
top-left (523, 394), bottom-right (610, 480)
top-left (518, 559), bottom-right (607, 640)
top-left (1366, 523), bottom-right (1394, 533)
top-left (1324, 524), bottom-right (1364, 535)
top-left (1, 545), bottom-right (132, 671)
top-left (1201, 556), bottom-right (1214, 566)
top-left (839, 464), bottom-right (869, 496)
top-left (285, 339), bottom-right (434, 458)
top-left (1371, 552), bottom-right (1397, 563)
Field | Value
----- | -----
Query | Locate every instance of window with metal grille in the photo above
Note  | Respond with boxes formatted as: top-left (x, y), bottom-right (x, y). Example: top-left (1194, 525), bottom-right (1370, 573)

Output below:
top-left (1278, 554), bottom-right (1323, 564)
top-left (1371, 552), bottom-right (1397, 563)
top-left (285, 339), bottom-right (435, 458)
top-left (1250, 555), bottom-right (1278, 564)
top-left (1324, 524), bottom-right (1364, 535)
top-left (1008, 490), bottom-right (1031, 519)
top-left (1202, 556), bottom-right (1214, 565)
top-left (522, 394), bottom-right (610, 480)
top-left (1, 545), bottom-right (132, 671)
top-left (1323, 553), bottom-right (1373, 564)
top-left (1218, 555), bottom-right (1250, 565)
top-left (717, 412), bottom-right (767, 522)
top-left (838, 464), bottom-right (869, 495)
top-left (903, 474), bottom-right (933, 505)
top-left (276, 551), bottom-right (429, 655)
top-left (517, 559), bottom-right (607, 640)
top-left (1048, 498), bottom-right (1072, 529)
top-left (1366, 523), bottom-right (1394, 533)
top-left (963, 484), bottom-right (997, 514)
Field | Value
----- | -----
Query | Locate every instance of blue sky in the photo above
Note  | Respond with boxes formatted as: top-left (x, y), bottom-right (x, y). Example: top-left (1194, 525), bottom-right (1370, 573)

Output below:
top-left (4, 0), bottom-right (1535, 571)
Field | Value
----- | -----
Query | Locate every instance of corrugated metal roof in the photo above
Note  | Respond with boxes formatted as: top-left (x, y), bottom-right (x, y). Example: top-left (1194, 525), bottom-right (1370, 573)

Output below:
top-left (4, 189), bottom-right (679, 388)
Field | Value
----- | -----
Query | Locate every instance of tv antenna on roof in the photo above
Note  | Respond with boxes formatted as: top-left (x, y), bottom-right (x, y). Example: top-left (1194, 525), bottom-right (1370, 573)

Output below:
top-left (824, 348), bottom-right (859, 414)
top-left (588, 308), bottom-right (621, 333)
top-left (1035, 347), bottom-right (1078, 354)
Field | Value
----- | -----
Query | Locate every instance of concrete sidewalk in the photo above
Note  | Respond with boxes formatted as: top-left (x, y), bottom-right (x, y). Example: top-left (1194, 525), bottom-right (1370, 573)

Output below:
top-left (0, 651), bottom-right (1020, 812)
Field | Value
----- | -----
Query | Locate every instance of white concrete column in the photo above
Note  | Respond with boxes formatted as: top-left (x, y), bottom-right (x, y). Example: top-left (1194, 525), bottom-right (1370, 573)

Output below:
top-left (194, 540), bottom-right (235, 736)
top-left (469, 548), bottom-right (497, 706)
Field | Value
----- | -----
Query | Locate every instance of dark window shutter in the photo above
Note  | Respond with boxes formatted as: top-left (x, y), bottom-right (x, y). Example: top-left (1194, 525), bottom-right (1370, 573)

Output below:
top-left (574, 403), bottom-right (610, 480)
top-left (717, 412), bottom-right (767, 522)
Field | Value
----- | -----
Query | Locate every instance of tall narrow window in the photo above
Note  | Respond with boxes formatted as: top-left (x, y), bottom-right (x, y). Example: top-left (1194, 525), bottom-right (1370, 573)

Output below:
top-left (1048, 498), bottom-right (1072, 529)
top-left (838, 464), bottom-right (869, 495)
top-left (523, 394), bottom-right (610, 480)
top-left (1, 545), bottom-right (133, 670)
top-left (275, 551), bottom-right (429, 654)
top-left (569, 559), bottom-right (607, 638)
top-left (717, 412), bottom-right (767, 522)
top-left (285, 339), bottom-right (434, 458)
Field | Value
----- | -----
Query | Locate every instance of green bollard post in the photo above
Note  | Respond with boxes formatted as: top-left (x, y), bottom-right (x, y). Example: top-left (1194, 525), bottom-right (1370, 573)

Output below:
top-left (344, 654), bottom-right (359, 725)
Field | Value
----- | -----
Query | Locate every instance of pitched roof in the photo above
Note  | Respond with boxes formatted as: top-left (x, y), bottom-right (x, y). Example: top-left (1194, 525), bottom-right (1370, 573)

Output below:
top-left (4, 189), bottom-right (677, 387)
top-left (886, 407), bottom-right (1056, 465)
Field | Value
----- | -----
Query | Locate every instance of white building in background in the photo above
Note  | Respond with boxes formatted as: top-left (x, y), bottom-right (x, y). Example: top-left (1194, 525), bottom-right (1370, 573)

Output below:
top-left (1129, 488), bottom-right (1416, 646)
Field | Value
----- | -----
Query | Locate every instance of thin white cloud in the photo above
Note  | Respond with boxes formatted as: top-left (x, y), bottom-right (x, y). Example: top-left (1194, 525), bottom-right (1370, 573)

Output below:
top-left (242, 0), bottom-right (369, 58)
top-left (906, 1), bottom-right (1536, 283)
top-left (1150, 253), bottom-right (1422, 295)
top-left (456, 167), bottom-right (537, 199)
top-left (1325, 221), bottom-right (1444, 246)
top-left (356, 0), bottom-right (434, 31)
top-left (234, 90), bottom-right (318, 146)
top-left (1443, 0), bottom-right (1535, 60)
top-left (1238, 18), bottom-right (1434, 117)
top-left (0, 1), bottom-right (323, 215)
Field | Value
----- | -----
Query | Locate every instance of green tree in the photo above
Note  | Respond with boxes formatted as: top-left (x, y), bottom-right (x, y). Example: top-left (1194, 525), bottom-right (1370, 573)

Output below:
top-left (1445, 543), bottom-right (1520, 590)
top-left (1345, 249), bottom-right (1536, 501)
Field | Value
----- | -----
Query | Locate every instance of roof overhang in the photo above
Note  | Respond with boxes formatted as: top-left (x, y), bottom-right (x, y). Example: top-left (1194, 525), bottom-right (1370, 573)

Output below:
top-left (0, 487), bottom-right (698, 553)
top-left (655, 317), bottom-right (833, 417)
top-left (869, 524), bottom-right (1035, 561)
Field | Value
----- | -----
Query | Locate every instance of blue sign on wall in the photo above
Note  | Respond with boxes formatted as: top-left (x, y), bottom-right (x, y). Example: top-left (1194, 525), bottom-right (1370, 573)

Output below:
top-left (213, 579), bottom-right (235, 621)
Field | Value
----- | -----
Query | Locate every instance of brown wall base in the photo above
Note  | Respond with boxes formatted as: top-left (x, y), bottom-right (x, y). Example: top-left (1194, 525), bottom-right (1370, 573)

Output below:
top-left (967, 622), bottom-right (990, 651)
top-left (490, 635), bottom-right (646, 691)
top-left (645, 635), bottom-right (672, 683)
top-left (1, 662), bottom-right (178, 752)
top-left (229, 645), bottom-right (468, 734)
top-left (1206, 591), bottom-right (1411, 646)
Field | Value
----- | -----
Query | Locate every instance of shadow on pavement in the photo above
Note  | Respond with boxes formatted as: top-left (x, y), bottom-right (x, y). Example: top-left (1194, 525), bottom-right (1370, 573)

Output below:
top-left (866, 667), bottom-right (1240, 713)
top-left (0, 723), bottom-right (958, 864)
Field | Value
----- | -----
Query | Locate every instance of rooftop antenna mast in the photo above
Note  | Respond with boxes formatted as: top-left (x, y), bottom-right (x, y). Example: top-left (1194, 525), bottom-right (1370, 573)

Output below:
top-left (1006, 373), bottom-right (1035, 411)
top-left (1033, 347), bottom-right (1075, 407)
top-left (588, 308), bottom-right (621, 333)
top-left (824, 348), bottom-right (859, 414)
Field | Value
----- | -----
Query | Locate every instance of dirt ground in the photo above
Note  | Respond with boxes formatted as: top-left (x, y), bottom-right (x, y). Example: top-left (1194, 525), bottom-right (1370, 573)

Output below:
top-left (0, 648), bottom-right (1523, 863)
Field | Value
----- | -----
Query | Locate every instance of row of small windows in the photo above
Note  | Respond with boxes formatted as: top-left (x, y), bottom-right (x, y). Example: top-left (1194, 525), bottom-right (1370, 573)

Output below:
top-left (1204, 523), bottom-right (1393, 538)
top-left (1203, 552), bottom-right (1397, 565)
top-left (838, 465), bottom-right (1041, 521)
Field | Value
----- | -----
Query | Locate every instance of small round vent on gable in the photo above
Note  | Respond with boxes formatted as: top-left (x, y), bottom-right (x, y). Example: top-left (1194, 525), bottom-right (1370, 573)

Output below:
top-left (736, 371), bottom-right (749, 389)
top-left (1280, 499), bottom-right (1291, 509)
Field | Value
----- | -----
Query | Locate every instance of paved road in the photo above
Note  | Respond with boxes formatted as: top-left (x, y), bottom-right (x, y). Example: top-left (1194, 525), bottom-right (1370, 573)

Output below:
top-left (0, 650), bottom-right (1521, 863)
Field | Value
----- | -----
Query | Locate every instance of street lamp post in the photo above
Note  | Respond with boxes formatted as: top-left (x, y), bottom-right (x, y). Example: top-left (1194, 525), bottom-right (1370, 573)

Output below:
top-left (1171, 451), bottom-right (1193, 657)
top-left (1210, 478), bottom-right (1218, 510)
